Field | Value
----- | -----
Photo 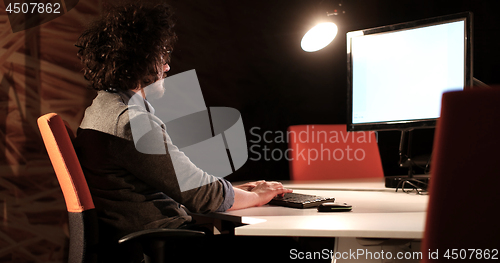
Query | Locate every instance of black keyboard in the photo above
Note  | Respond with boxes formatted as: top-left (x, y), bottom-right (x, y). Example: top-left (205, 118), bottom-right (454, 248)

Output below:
top-left (269, 192), bottom-right (335, 209)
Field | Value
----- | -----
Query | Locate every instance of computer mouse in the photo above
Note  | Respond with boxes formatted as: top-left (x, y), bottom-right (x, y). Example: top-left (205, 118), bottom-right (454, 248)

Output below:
top-left (317, 202), bottom-right (352, 212)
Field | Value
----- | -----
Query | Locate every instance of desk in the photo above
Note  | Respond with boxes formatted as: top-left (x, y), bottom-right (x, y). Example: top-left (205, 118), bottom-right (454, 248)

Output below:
top-left (280, 178), bottom-right (395, 192)
top-left (230, 191), bottom-right (426, 239)
top-left (192, 179), bottom-right (429, 262)
top-left (216, 179), bottom-right (428, 239)
top-left (212, 179), bottom-right (428, 262)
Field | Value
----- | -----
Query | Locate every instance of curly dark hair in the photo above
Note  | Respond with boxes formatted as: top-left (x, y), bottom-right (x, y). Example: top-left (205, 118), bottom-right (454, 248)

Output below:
top-left (76, 2), bottom-right (177, 91)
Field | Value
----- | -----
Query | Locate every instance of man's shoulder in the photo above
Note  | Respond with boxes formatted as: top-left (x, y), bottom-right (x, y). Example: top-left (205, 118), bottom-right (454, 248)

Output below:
top-left (79, 91), bottom-right (131, 135)
top-left (79, 90), bottom-right (158, 140)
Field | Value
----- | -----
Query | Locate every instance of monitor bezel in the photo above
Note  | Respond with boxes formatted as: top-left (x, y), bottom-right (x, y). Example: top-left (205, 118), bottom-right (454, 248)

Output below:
top-left (346, 12), bottom-right (473, 132)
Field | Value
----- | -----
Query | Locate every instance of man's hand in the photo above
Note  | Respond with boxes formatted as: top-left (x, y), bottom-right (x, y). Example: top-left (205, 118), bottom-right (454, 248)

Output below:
top-left (228, 180), bottom-right (292, 210)
top-left (249, 181), bottom-right (293, 206)
top-left (234, 180), bottom-right (265, 191)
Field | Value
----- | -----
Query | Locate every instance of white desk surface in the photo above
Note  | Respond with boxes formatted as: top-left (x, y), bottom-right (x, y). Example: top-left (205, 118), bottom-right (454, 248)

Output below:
top-left (280, 177), bottom-right (394, 191)
top-left (218, 179), bottom-right (428, 239)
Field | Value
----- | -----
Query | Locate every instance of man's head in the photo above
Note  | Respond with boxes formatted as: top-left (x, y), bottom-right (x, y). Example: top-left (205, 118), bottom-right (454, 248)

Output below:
top-left (76, 2), bottom-right (176, 92)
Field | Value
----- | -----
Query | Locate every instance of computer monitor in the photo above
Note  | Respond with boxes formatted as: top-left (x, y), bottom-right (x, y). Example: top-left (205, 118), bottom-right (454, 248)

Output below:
top-left (347, 12), bottom-right (473, 132)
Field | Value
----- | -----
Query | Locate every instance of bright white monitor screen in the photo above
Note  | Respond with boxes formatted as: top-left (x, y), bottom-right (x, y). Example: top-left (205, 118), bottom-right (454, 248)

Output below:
top-left (349, 18), bottom-right (466, 127)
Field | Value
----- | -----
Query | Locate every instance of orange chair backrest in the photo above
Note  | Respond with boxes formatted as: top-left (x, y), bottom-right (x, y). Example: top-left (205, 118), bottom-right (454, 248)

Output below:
top-left (38, 113), bottom-right (94, 213)
top-left (288, 124), bottom-right (384, 181)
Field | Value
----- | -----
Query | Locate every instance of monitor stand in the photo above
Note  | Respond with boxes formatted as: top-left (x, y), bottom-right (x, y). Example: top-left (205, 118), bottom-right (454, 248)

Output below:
top-left (386, 129), bottom-right (429, 193)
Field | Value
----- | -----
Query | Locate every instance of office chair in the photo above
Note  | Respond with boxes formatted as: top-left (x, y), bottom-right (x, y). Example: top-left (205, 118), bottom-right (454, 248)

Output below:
top-left (422, 88), bottom-right (500, 262)
top-left (37, 113), bottom-right (204, 263)
top-left (288, 124), bottom-right (384, 180)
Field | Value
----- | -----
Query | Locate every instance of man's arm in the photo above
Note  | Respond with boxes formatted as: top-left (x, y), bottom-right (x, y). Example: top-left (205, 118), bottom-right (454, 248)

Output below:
top-left (228, 181), bottom-right (292, 211)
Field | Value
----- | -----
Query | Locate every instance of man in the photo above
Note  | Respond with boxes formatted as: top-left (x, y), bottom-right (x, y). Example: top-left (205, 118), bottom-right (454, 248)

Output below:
top-left (74, 2), bottom-right (292, 261)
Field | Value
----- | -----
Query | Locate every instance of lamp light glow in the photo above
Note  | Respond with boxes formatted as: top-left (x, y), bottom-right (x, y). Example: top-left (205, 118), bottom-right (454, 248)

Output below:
top-left (301, 22), bottom-right (338, 52)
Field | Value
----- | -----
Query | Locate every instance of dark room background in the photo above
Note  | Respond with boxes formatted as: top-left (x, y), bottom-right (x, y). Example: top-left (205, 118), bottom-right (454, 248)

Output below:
top-left (166, 0), bottom-right (500, 181)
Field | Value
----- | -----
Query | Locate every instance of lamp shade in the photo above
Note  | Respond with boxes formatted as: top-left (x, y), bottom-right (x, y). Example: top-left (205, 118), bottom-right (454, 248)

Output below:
top-left (301, 22), bottom-right (338, 52)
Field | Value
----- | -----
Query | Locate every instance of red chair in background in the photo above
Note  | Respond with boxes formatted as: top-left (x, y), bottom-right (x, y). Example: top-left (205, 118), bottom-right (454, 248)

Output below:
top-left (422, 88), bottom-right (500, 262)
top-left (288, 124), bottom-right (384, 181)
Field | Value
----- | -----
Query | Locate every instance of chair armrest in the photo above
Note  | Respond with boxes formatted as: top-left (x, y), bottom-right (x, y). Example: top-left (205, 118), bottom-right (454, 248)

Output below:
top-left (118, 228), bottom-right (205, 244)
top-left (118, 228), bottom-right (206, 263)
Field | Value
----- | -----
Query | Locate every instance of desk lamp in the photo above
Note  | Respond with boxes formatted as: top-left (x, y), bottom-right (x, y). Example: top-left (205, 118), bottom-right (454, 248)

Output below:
top-left (301, 0), bottom-right (346, 52)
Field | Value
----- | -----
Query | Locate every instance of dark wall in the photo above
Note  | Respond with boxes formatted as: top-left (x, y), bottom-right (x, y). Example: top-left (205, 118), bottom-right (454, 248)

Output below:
top-left (167, 0), bottom-right (500, 181)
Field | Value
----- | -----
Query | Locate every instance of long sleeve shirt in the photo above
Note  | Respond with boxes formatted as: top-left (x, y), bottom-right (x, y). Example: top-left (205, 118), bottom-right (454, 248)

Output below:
top-left (74, 90), bottom-right (234, 241)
